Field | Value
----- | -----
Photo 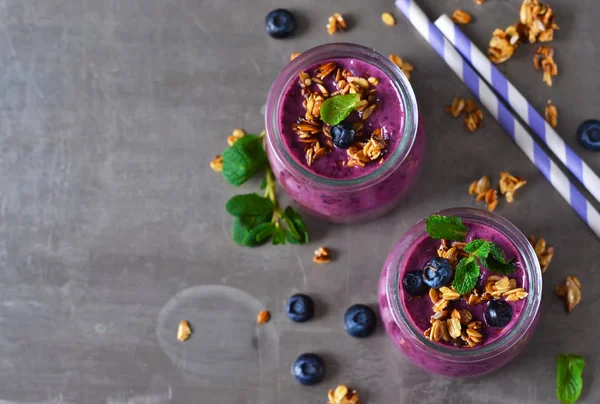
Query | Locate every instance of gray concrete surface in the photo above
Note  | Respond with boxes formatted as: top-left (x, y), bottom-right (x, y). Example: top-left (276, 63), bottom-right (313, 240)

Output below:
top-left (0, 0), bottom-right (598, 402)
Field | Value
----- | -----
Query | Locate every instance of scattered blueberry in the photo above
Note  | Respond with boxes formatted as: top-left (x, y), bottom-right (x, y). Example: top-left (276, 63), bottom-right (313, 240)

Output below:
top-left (485, 300), bottom-right (513, 328)
top-left (422, 257), bottom-right (453, 289)
top-left (331, 122), bottom-right (356, 149)
top-left (286, 294), bottom-right (314, 322)
top-left (402, 270), bottom-right (428, 296)
top-left (291, 353), bottom-right (325, 385)
top-left (344, 304), bottom-right (377, 338)
top-left (577, 119), bottom-right (600, 151)
top-left (265, 9), bottom-right (296, 39)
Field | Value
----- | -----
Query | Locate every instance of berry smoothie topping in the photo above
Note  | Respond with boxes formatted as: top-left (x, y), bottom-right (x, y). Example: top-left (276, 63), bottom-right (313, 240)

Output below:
top-left (290, 62), bottom-right (389, 167)
top-left (291, 353), bottom-right (325, 385)
top-left (286, 294), bottom-right (314, 322)
top-left (576, 119), bottom-right (600, 151)
top-left (344, 304), bottom-right (377, 338)
top-left (265, 9), bottom-right (296, 39)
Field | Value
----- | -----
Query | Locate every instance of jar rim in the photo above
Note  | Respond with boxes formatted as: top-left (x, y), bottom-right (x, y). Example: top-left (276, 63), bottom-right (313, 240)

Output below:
top-left (264, 43), bottom-right (419, 191)
top-left (385, 207), bottom-right (542, 360)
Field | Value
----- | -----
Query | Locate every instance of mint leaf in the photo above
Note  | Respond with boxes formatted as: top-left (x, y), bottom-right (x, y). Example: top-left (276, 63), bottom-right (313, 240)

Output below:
top-left (272, 227), bottom-right (287, 245)
top-left (222, 135), bottom-right (268, 186)
top-left (557, 354), bottom-right (585, 404)
top-left (481, 255), bottom-right (516, 275)
top-left (231, 212), bottom-right (272, 247)
top-left (464, 239), bottom-right (490, 258)
top-left (425, 215), bottom-right (469, 241)
top-left (489, 242), bottom-right (509, 264)
top-left (282, 206), bottom-right (309, 244)
top-left (452, 256), bottom-right (480, 295)
top-left (226, 194), bottom-right (274, 218)
top-left (259, 177), bottom-right (268, 190)
top-left (320, 94), bottom-right (361, 125)
top-left (243, 222), bottom-right (276, 245)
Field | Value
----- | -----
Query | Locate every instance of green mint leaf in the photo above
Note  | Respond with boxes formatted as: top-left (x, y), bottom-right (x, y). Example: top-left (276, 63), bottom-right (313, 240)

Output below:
top-left (320, 94), bottom-right (361, 126)
top-left (272, 227), bottom-right (287, 245)
top-left (259, 177), bottom-right (268, 190)
top-left (231, 213), bottom-right (272, 247)
top-left (222, 135), bottom-right (268, 186)
top-left (226, 193), bottom-right (274, 218)
top-left (282, 206), bottom-right (309, 244)
top-left (489, 242), bottom-right (509, 264)
top-left (481, 255), bottom-right (517, 275)
top-left (452, 256), bottom-right (480, 295)
top-left (243, 222), bottom-right (276, 246)
top-left (557, 354), bottom-right (585, 404)
top-left (464, 239), bottom-right (490, 258)
top-left (425, 215), bottom-right (469, 241)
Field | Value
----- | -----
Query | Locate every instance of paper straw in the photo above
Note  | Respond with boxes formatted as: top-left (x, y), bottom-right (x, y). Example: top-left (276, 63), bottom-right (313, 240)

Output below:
top-left (435, 14), bottom-right (600, 206)
top-left (395, 0), bottom-right (600, 239)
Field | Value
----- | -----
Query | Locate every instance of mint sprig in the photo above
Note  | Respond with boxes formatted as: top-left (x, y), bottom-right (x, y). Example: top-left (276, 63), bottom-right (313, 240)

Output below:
top-left (221, 131), bottom-right (309, 247)
top-left (320, 94), bottom-right (361, 126)
top-left (453, 256), bottom-right (480, 295)
top-left (557, 354), bottom-right (585, 404)
top-left (425, 215), bottom-right (468, 241)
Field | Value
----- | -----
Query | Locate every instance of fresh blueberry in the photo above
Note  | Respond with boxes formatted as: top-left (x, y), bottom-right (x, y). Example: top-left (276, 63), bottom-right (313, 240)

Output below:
top-left (422, 257), bottom-right (453, 289)
top-left (402, 270), bottom-right (428, 296)
top-left (485, 300), bottom-right (513, 328)
top-left (577, 119), bottom-right (600, 151)
top-left (291, 353), bottom-right (325, 385)
top-left (286, 294), bottom-right (314, 322)
top-left (331, 122), bottom-right (356, 149)
top-left (265, 9), bottom-right (296, 39)
top-left (344, 304), bottom-right (377, 338)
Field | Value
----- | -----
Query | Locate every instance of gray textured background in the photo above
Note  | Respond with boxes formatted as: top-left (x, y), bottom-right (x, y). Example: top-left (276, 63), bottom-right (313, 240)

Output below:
top-left (0, 0), bottom-right (598, 403)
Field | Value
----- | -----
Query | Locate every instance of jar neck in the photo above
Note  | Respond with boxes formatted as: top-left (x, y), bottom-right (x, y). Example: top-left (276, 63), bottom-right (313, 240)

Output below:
top-left (264, 43), bottom-right (419, 191)
top-left (385, 208), bottom-right (542, 360)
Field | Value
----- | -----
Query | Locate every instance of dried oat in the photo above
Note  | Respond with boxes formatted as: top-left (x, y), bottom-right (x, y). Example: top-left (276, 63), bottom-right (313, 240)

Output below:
top-left (452, 10), bottom-right (473, 25)
top-left (484, 188), bottom-right (498, 212)
top-left (381, 12), bottom-right (396, 26)
top-left (388, 54), bottom-right (414, 80)
top-left (534, 46), bottom-right (558, 86)
top-left (464, 108), bottom-right (484, 133)
top-left (227, 128), bottom-right (246, 146)
top-left (177, 320), bottom-right (192, 341)
top-left (257, 310), bottom-right (270, 325)
top-left (519, 0), bottom-right (559, 44)
top-left (556, 276), bottom-right (581, 313)
top-left (469, 175), bottom-right (492, 202)
top-left (432, 298), bottom-right (449, 313)
top-left (447, 317), bottom-right (462, 339)
top-left (209, 155), bottom-right (223, 172)
top-left (327, 13), bottom-right (347, 35)
top-left (498, 171), bottom-right (527, 203)
top-left (313, 246), bottom-right (332, 263)
top-left (439, 286), bottom-right (461, 301)
top-left (328, 385), bottom-right (360, 404)
top-left (545, 100), bottom-right (558, 128)
top-left (429, 288), bottom-right (440, 303)
top-left (528, 235), bottom-right (554, 273)
top-left (446, 97), bottom-right (466, 118)
top-left (488, 25), bottom-right (520, 64)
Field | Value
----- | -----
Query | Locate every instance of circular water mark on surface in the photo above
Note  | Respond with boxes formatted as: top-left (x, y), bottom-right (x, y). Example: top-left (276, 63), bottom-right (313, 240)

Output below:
top-left (156, 285), bottom-right (279, 401)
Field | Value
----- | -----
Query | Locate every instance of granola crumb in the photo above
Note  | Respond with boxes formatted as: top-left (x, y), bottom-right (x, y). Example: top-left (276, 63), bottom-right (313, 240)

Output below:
top-left (476, 0), bottom-right (486, 4)
top-left (228, 128), bottom-right (246, 146)
top-left (469, 175), bottom-right (491, 201)
top-left (290, 52), bottom-right (301, 61)
top-left (545, 100), bottom-right (558, 128)
top-left (484, 188), bottom-right (498, 212)
top-left (313, 247), bottom-right (332, 264)
top-left (499, 171), bottom-right (527, 203)
top-left (534, 46), bottom-right (557, 86)
top-left (556, 276), bottom-right (581, 313)
top-left (388, 54), bottom-right (414, 81)
top-left (328, 385), bottom-right (360, 404)
top-left (257, 310), bottom-right (271, 325)
top-left (209, 155), bottom-right (223, 172)
top-left (327, 13), bottom-right (347, 35)
top-left (452, 10), bottom-right (473, 25)
top-left (528, 235), bottom-right (554, 273)
top-left (177, 320), bottom-right (192, 341)
top-left (446, 98), bottom-right (483, 132)
top-left (381, 12), bottom-right (396, 26)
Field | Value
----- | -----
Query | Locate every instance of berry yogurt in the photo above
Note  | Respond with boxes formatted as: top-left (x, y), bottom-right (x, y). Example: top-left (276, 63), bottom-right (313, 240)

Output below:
top-left (265, 43), bottom-right (425, 223)
top-left (378, 208), bottom-right (542, 377)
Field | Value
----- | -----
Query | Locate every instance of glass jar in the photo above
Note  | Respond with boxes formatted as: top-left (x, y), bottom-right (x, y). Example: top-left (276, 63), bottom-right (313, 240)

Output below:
top-left (265, 43), bottom-right (425, 223)
top-left (378, 208), bottom-right (542, 377)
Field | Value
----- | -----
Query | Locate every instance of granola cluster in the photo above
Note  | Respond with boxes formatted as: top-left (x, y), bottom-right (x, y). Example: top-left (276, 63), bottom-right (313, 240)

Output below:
top-left (327, 13), bottom-right (347, 35)
top-left (556, 276), bottom-right (581, 313)
top-left (534, 46), bottom-right (558, 87)
top-left (292, 62), bottom-right (387, 167)
top-left (528, 235), bottom-right (554, 273)
top-left (451, 10), bottom-right (473, 25)
top-left (388, 54), bottom-right (414, 81)
top-left (544, 100), bottom-right (558, 128)
top-left (327, 385), bottom-right (360, 404)
top-left (313, 246), bottom-right (332, 264)
top-left (469, 172), bottom-right (527, 211)
top-left (446, 97), bottom-right (483, 133)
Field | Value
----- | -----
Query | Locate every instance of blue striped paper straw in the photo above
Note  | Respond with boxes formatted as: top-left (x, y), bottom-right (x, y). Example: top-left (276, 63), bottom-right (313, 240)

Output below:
top-left (396, 0), bottom-right (600, 238)
top-left (434, 14), bottom-right (600, 206)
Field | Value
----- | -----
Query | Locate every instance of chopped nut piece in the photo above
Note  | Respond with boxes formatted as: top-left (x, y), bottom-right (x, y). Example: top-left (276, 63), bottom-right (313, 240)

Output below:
top-left (209, 155), bottom-right (223, 172)
top-left (388, 54), bottom-right (414, 80)
top-left (381, 12), bottom-right (396, 26)
top-left (534, 46), bottom-right (557, 86)
top-left (452, 10), bottom-right (473, 25)
top-left (488, 25), bottom-right (520, 64)
top-left (177, 320), bottom-right (192, 341)
top-left (257, 310), bottom-right (270, 325)
top-left (498, 171), bottom-right (527, 203)
top-left (528, 235), bottom-right (554, 273)
top-left (328, 385), bottom-right (361, 404)
top-left (290, 52), bottom-right (301, 61)
top-left (545, 100), bottom-right (558, 128)
top-left (556, 276), bottom-right (581, 313)
top-left (327, 13), bottom-right (347, 35)
top-left (313, 246), bottom-right (332, 263)
top-left (464, 108), bottom-right (484, 133)
top-left (484, 188), bottom-right (498, 212)
top-left (447, 97), bottom-right (466, 118)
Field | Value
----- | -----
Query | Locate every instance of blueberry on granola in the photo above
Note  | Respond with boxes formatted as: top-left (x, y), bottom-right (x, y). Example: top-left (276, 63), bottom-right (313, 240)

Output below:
top-left (265, 9), bottom-right (296, 39)
top-left (577, 119), bottom-right (600, 151)
top-left (286, 294), bottom-right (314, 322)
top-left (485, 300), bottom-right (512, 328)
top-left (403, 270), bottom-right (428, 296)
top-left (423, 257), bottom-right (453, 289)
top-left (331, 122), bottom-right (356, 149)
top-left (344, 304), bottom-right (377, 338)
top-left (291, 353), bottom-right (325, 385)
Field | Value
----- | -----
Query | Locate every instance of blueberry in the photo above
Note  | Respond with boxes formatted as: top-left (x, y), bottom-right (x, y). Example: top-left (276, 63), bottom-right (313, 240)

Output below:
top-left (402, 270), bottom-right (428, 296)
top-left (577, 120), bottom-right (600, 151)
top-left (331, 122), bottom-right (355, 149)
top-left (265, 9), bottom-right (296, 39)
top-left (485, 300), bottom-right (512, 328)
top-left (286, 294), bottom-right (314, 322)
top-left (422, 257), bottom-right (453, 289)
top-left (344, 304), bottom-right (377, 338)
top-left (291, 353), bottom-right (325, 385)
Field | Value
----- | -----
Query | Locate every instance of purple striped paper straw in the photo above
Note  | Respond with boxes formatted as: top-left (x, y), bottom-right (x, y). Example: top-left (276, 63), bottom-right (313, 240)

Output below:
top-left (435, 14), bottom-right (600, 206)
top-left (396, 0), bottom-right (600, 239)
